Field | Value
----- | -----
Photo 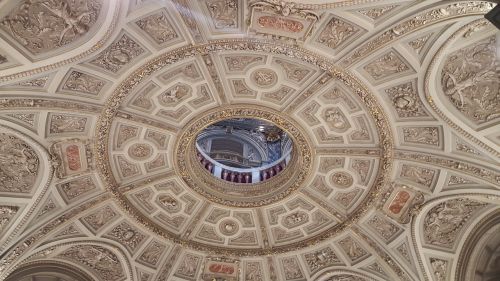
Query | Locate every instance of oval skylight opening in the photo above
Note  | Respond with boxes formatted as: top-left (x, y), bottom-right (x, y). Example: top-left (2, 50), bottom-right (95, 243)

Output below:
top-left (195, 118), bottom-right (293, 184)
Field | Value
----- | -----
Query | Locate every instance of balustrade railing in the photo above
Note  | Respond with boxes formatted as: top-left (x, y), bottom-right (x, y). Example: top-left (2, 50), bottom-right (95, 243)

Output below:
top-left (195, 143), bottom-right (292, 184)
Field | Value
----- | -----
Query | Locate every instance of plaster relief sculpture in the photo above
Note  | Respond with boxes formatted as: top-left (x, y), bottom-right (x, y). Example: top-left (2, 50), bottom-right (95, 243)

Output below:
top-left (82, 205), bottom-right (117, 232)
top-left (281, 256), bottom-right (304, 280)
top-left (14, 76), bottom-right (49, 88)
top-left (0, 0), bottom-right (102, 55)
top-left (386, 82), bottom-right (429, 118)
top-left (225, 55), bottom-right (264, 72)
top-left (325, 274), bottom-right (366, 281)
top-left (317, 16), bottom-right (359, 50)
top-left (366, 213), bottom-right (401, 242)
top-left (175, 253), bottom-right (201, 280)
top-left (402, 126), bottom-right (440, 147)
top-left (197, 224), bottom-right (224, 243)
top-left (323, 107), bottom-right (350, 132)
top-left (423, 198), bottom-right (486, 249)
top-left (57, 175), bottom-right (96, 202)
top-left (430, 258), bottom-right (447, 281)
top-left (334, 188), bottom-right (361, 209)
top-left (330, 171), bottom-right (354, 188)
top-left (138, 240), bottom-right (166, 268)
top-left (0, 206), bottom-right (19, 233)
top-left (158, 84), bottom-right (191, 106)
top-left (400, 164), bottom-right (437, 189)
top-left (127, 143), bottom-right (153, 160)
top-left (408, 33), bottom-right (432, 54)
top-left (244, 261), bottom-right (264, 281)
top-left (282, 211), bottom-right (309, 229)
top-left (441, 36), bottom-right (500, 125)
top-left (274, 59), bottom-right (311, 83)
top-left (61, 70), bottom-right (106, 95)
top-left (106, 221), bottom-right (147, 253)
top-left (232, 80), bottom-right (256, 96)
top-left (358, 5), bottom-right (398, 20)
top-left (116, 155), bottom-right (140, 178)
top-left (219, 219), bottom-right (240, 236)
top-left (116, 125), bottom-right (139, 148)
top-left (351, 159), bottom-right (371, 184)
top-left (49, 114), bottom-right (87, 134)
top-left (157, 194), bottom-right (182, 213)
top-left (251, 69), bottom-right (278, 88)
top-left (136, 11), bottom-right (177, 44)
top-left (338, 236), bottom-right (368, 262)
top-left (58, 245), bottom-right (125, 281)
top-left (205, 0), bottom-right (238, 29)
top-left (0, 133), bottom-right (39, 193)
top-left (89, 33), bottom-right (145, 73)
top-left (304, 247), bottom-right (341, 274)
top-left (364, 51), bottom-right (411, 81)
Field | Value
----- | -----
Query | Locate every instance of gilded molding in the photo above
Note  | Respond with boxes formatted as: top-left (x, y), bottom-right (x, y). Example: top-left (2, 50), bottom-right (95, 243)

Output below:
top-left (340, 1), bottom-right (494, 67)
top-left (175, 105), bottom-right (312, 207)
top-left (0, 1), bottom-right (122, 83)
top-left (394, 149), bottom-right (500, 186)
top-left (94, 38), bottom-right (393, 256)
top-left (0, 194), bottom-right (112, 279)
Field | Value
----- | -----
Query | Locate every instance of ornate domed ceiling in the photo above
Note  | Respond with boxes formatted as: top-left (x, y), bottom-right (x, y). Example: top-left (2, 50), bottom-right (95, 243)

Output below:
top-left (0, 0), bottom-right (499, 281)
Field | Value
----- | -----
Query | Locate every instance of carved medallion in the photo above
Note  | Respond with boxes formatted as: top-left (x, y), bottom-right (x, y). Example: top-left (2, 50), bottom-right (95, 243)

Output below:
top-left (128, 143), bottom-right (153, 160)
top-left (330, 171), bottom-right (354, 188)
top-left (251, 69), bottom-right (278, 88)
top-left (219, 219), bottom-right (240, 236)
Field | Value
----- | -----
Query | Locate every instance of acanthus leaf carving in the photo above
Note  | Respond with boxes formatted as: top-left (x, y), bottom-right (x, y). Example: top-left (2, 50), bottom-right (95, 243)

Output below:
top-left (441, 36), bottom-right (500, 125)
top-left (423, 198), bottom-right (487, 248)
top-left (0, 0), bottom-right (102, 55)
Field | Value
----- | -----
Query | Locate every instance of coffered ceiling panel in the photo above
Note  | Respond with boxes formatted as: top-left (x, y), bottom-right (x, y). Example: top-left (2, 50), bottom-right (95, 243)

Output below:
top-left (0, 1), bottom-right (498, 281)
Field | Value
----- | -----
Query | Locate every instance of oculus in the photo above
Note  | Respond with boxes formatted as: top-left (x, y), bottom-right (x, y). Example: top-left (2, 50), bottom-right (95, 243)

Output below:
top-left (195, 118), bottom-right (293, 184)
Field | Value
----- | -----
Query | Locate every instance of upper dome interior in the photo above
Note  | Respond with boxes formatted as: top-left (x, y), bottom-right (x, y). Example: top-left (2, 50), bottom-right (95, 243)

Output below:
top-left (0, 1), bottom-right (499, 281)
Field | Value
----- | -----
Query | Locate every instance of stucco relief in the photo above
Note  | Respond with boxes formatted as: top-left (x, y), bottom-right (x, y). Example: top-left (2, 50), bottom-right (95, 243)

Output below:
top-left (137, 240), bottom-right (167, 268)
top-left (205, 0), bottom-right (238, 29)
top-left (105, 221), bottom-right (147, 254)
top-left (89, 33), bottom-right (145, 73)
top-left (136, 11), bottom-right (177, 45)
top-left (441, 36), bottom-right (500, 125)
top-left (358, 5), bottom-right (398, 20)
top-left (385, 81), bottom-right (429, 119)
top-left (0, 206), bottom-right (19, 234)
top-left (316, 16), bottom-right (360, 50)
top-left (423, 198), bottom-right (487, 249)
top-left (175, 253), bottom-right (202, 280)
top-left (0, 0), bottom-right (102, 55)
top-left (0, 133), bottom-right (39, 193)
top-left (57, 245), bottom-right (125, 281)
top-left (303, 247), bottom-right (341, 274)
top-left (363, 50), bottom-right (412, 81)
top-left (61, 70), bottom-right (106, 96)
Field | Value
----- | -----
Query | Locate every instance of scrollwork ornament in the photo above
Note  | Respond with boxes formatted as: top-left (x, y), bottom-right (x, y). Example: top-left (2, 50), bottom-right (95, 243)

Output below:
top-left (426, 20), bottom-right (499, 157)
top-left (94, 39), bottom-right (393, 256)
